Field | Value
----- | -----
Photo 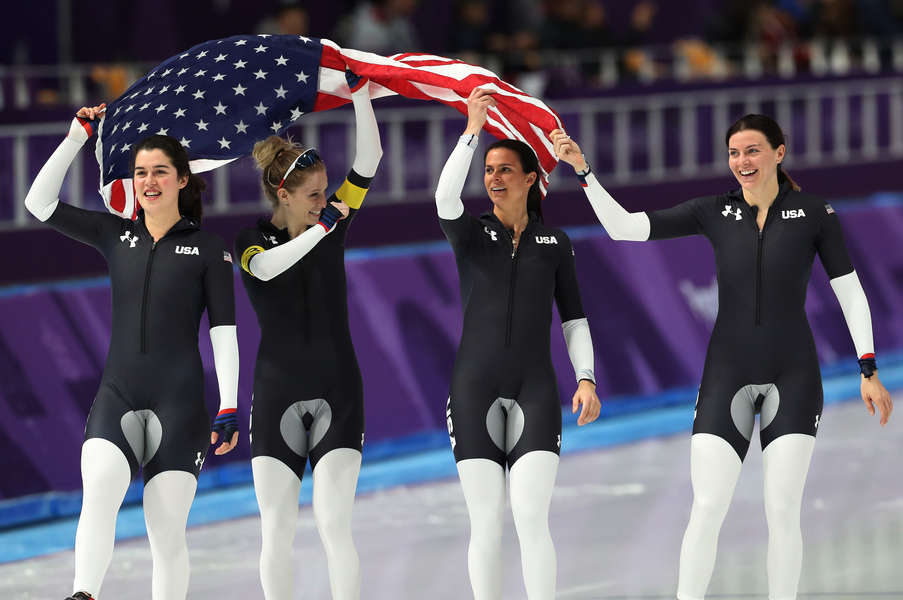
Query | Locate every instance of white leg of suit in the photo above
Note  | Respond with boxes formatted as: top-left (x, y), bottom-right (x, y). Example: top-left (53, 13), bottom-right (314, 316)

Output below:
top-left (143, 470), bottom-right (197, 600)
top-left (677, 433), bottom-right (743, 600)
top-left (252, 456), bottom-right (301, 600)
top-left (509, 451), bottom-right (559, 600)
top-left (457, 458), bottom-right (506, 600)
top-left (312, 448), bottom-right (362, 600)
top-left (763, 433), bottom-right (815, 600)
top-left (72, 438), bottom-right (132, 598)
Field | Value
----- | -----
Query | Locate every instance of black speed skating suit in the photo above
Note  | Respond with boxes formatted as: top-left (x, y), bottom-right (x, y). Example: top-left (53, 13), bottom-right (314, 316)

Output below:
top-left (441, 210), bottom-right (587, 468)
top-left (648, 181), bottom-right (854, 459)
top-left (46, 203), bottom-right (236, 480)
top-left (235, 171), bottom-right (372, 478)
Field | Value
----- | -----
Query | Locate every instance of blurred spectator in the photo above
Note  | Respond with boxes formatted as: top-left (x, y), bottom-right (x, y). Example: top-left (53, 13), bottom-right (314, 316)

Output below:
top-left (812, 0), bottom-right (858, 37)
top-left (616, 1), bottom-right (661, 82)
top-left (256, 2), bottom-right (310, 36)
top-left (857, 0), bottom-right (903, 36)
top-left (540, 0), bottom-right (614, 50)
top-left (337, 0), bottom-right (422, 54)
top-left (452, 0), bottom-right (508, 57)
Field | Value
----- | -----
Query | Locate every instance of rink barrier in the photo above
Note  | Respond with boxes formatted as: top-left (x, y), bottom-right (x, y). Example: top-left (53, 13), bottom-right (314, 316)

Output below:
top-left (1, 352), bottom-right (902, 563)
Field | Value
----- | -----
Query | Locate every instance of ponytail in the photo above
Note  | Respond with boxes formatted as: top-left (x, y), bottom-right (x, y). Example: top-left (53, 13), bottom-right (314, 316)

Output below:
top-left (252, 135), bottom-right (324, 210)
top-left (778, 167), bottom-right (801, 192)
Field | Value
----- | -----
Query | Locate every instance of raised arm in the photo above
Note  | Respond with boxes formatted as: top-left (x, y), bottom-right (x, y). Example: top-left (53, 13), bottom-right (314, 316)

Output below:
top-left (242, 71), bottom-right (379, 281)
top-left (25, 105), bottom-right (104, 222)
top-left (346, 70), bottom-right (382, 182)
top-left (550, 129), bottom-right (651, 241)
top-left (435, 88), bottom-right (496, 220)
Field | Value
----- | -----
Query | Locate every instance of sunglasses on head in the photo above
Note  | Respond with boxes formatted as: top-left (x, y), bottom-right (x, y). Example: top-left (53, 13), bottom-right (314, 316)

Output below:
top-left (277, 148), bottom-right (321, 191)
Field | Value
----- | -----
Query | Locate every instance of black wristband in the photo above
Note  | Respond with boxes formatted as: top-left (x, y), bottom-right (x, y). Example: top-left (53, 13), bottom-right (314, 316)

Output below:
top-left (576, 163), bottom-right (591, 187)
top-left (858, 356), bottom-right (877, 378)
top-left (318, 204), bottom-right (343, 231)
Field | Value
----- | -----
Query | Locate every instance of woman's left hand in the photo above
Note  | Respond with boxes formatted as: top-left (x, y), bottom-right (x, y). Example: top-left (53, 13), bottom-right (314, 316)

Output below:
top-left (331, 201), bottom-right (350, 219)
top-left (572, 379), bottom-right (601, 425)
top-left (550, 128), bottom-right (587, 171)
top-left (861, 373), bottom-right (893, 426)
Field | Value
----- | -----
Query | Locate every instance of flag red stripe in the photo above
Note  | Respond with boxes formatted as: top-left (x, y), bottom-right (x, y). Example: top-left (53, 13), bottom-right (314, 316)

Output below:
top-left (110, 179), bottom-right (126, 214)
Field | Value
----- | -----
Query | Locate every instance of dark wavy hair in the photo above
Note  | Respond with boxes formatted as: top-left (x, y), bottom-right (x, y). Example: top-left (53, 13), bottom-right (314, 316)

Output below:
top-left (485, 139), bottom-right (543, 221)
top-left (725, 114), bottom-right (800, 191)
top-left (130, 135), bottom-right (206, 220)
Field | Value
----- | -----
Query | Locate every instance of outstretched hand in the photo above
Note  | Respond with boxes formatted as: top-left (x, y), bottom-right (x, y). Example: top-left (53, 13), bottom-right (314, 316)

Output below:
top-left (464, 87), bottom-right (497, 136)
top-left (861, 374), bottom-right (893, 426)
top-left (550, 129), bottom-right (587, 171)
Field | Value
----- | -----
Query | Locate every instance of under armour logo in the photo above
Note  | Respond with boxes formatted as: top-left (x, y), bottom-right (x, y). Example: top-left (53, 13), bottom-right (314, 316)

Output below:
top-left (556, 434), bottom-right (561, 449)
top-left (120, 231), bottom-right (139, 247)
top-left (265, 234), bottom-right (279, 245)
top-left (483, 226), bottom-right (498, 241)
top-left (361, 432), bottom-right (365, 447)
top-left (721, 205), bottom-right (742, 220)
top-left (195, 451), bottom-right (205, 469)
top-left (814, 414), bottom-right (820, 429)
top-left (446, 397), bottom-right (456, 449)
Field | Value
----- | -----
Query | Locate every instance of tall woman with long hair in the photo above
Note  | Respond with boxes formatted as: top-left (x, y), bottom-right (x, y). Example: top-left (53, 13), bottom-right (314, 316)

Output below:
top-left (435, 88), bottom-right (601, 599)
top-left (552, 115), bottom-right (892, 599)
top-left (25, 104), bottom-right (240, 600)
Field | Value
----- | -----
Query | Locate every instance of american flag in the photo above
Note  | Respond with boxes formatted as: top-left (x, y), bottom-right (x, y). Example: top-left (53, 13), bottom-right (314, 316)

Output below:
top-left (96, 35), bottom-right (563, 218)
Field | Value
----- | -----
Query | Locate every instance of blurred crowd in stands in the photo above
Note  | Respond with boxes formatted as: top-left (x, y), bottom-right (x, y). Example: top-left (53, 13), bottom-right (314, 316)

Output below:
top-left (6, 0), bottom-right (903, 108)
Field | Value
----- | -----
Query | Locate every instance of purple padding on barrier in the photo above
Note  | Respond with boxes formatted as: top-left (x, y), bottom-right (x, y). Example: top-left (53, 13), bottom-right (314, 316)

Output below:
top-left (2, 204), bottom-right (903, 500)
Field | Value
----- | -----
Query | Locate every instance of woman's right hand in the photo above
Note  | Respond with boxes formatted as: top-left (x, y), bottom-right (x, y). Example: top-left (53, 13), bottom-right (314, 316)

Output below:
top-left (464, 88), bottom-right (496, 136)
top-left (76, 103), bottom-right (106, 121)
top-left (69, 103), bottom-right (106, 142)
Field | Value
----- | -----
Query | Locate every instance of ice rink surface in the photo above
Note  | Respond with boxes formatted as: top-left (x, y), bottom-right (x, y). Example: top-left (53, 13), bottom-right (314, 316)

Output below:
top-left (1, 397), bottom-right (900, 599)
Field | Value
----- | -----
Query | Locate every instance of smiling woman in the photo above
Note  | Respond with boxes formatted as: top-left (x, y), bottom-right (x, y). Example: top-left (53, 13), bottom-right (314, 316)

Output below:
top-left (433, 86), bottom-right (600, 600)
top-left (232, 67), bottom-right (382, 600)
top-left (129, 135), bottom-right (207, 239)
top-left (553, 112), bottom-right (893, 599)
top-left (23, 104), bottom-right (240, 600)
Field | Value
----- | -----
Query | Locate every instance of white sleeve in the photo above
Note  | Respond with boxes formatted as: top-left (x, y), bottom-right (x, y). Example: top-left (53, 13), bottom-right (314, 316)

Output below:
top-left (582, 172), bottom-right (651, 241)
top-left (562, 317), bottom-right (595, 384)
top-left (247, 225), bottom-right (329, 281)
top-left (24, 119), bottom-right (90, 222)
top-left (829, 270), bottom-right (875, 359)
top-left (349, 80), bottom-right (382, 178)
top-left (209, 325), bottom-right (239, 412)
top-left (435, 134), bottom-right (478, 220)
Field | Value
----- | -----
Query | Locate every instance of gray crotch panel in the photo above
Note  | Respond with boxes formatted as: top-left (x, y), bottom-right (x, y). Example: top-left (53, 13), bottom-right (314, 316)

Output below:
top-left (120, 409), bottom-right (163, 467)
top-left (280, 399), bottom-right (332, 457)
top-left (486, 397), bottom-right (525, 454)
top-left (729, 383), bottom-right (780, 440)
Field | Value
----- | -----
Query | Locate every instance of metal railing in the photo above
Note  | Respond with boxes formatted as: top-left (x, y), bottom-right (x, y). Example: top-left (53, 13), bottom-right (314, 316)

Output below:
top-left (4, 36), bottom-right (903, 110)
top-left (2, 75), bottom-right (902, 230)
